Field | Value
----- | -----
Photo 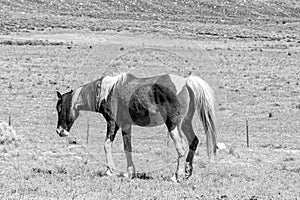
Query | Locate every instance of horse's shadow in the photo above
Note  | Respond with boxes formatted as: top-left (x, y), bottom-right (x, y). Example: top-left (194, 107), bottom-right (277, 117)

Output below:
top-left (96, 170), bottom-right (154, 180)
top-left (135, 172), bottom-right (153, 180)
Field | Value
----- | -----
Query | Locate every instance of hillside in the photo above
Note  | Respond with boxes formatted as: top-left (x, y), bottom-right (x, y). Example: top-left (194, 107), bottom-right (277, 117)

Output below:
top-left (1, 0), bottom-right (300, 39)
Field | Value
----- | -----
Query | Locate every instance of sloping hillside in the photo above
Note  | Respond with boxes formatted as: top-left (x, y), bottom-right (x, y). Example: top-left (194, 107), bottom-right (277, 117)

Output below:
top-left (1, 0), bottom-right (300, 40)
top-left (2, 0), bottom-right (300, 20)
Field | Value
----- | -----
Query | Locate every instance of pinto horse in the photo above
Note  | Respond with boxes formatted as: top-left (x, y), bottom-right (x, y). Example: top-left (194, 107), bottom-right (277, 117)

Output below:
top-left (56, 73), bottom-right (217, 182)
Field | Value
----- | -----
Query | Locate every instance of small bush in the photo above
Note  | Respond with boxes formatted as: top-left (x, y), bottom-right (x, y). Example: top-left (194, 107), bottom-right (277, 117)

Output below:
top-left (0, 121), bottom-right (21, 146)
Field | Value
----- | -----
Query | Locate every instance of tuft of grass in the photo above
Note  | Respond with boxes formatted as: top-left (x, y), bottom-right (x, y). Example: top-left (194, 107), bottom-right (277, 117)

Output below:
top-left (32, 167), bottom-right (53, 175)
top-left (0, 121), bottom-right (21, 146)
top-left (56, 165), bottom-right (68, 174)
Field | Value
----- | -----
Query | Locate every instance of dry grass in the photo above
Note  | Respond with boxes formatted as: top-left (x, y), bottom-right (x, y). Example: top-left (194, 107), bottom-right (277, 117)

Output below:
top-left (0, 0), bottom-right (300, 199)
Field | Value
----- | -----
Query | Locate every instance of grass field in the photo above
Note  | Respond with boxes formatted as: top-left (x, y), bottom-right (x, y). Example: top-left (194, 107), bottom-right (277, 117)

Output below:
top-left (0, 0), bottom-right (300, 199)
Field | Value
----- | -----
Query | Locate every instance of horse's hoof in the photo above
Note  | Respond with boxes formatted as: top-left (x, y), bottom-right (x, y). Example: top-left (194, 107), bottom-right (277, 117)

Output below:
top-left (185, 172), bottom-right (192, 179)
top-left (170, 174), bottom-right (179, 183)
top-left (127, 166), bottom-right (135, 179)
top-left (104, 168), bottom-right (114, 176)
top-left (176, 173), bottom-right (186, 183)
top-left (185, 164), bottom-right (193, 179)
top-left (121, 172), bottom-right (135, 179)
top-left (98, 168), bottom-right (114, 177)
top-left (170, 173), bottom-right (186, 183)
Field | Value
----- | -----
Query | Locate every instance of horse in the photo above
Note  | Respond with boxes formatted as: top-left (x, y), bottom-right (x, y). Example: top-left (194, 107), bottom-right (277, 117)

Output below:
top-left (56, 73), bottom-right (217, 182)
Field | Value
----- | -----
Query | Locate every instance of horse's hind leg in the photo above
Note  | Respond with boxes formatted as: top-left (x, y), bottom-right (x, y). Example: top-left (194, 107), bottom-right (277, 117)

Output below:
top-left (121, 124), bottom-right (135, 178)
top-left (168, 122), bottom-right (189, 183)
top-left (104, 121), bottom-right (119, 176)
top-left (182, 119), bottom-right (198, 179)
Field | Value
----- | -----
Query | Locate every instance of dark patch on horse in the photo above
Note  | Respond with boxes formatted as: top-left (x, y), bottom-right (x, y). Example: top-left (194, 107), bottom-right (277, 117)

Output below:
top-left (128, 84), bottom-right (152, 126)
top-left (56, 90), bottom-right (73, 131)
top-left (152, 83), bottom-right (181, 130)
top-left (128, 80), bottom-right (181, 129)
top-left (78, 79), bottom-right (99, 111)
top-left (155, 74), bottom-right (183, 131)
top-left (99, 97), bottom-right (115, 122)
top-left (98, 81), bottom-right (120, 141)
top-left (189, 136), bottom-right (199, 151)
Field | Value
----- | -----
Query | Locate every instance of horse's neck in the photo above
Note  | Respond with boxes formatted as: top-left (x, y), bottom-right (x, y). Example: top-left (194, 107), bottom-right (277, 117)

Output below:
top-left (72, 85), bottom-right (96, 112)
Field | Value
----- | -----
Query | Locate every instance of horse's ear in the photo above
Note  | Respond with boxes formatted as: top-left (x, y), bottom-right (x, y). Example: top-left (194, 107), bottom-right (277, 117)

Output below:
top-left (56, 91), bottom-right (62, 100)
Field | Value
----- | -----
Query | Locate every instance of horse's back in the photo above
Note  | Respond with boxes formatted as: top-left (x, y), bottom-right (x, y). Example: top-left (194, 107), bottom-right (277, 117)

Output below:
top-left (123, 73), bottom-right (186, 94)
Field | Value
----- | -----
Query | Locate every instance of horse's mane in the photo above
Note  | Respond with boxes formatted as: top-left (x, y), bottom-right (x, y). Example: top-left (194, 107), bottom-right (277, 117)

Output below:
top-left (99, 72), bottom-right (128, 102)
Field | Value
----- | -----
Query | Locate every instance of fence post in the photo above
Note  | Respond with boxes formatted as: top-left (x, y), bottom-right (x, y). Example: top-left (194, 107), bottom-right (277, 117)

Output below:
top-left (8, 112), bottom-right (12, 126)
top-left (246, 116), bottom-right (249, 147)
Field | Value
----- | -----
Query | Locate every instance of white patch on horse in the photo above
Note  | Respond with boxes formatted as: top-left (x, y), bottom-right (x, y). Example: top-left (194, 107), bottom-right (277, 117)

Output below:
top-left (100, 73), bottom-right (127, 102)
top-left (72, 86), bottom-right (83, 113)
top-left (169, 74), bottom-right (186, 95)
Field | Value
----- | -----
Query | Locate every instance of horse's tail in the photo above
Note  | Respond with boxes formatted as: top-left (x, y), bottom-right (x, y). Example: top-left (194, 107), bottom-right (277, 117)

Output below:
top-left (186, 75), bottom-right (217, 159)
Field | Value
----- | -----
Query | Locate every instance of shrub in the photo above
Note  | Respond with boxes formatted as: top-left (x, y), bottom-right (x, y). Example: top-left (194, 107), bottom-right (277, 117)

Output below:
top-left (0, 121), bottom-right (21, 146)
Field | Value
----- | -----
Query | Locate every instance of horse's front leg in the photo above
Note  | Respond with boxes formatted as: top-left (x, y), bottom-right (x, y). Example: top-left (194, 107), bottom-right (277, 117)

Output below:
top-left (121, 124), bottom-right (135, 178)
top-left (104, 121), bottom-right (119, 176)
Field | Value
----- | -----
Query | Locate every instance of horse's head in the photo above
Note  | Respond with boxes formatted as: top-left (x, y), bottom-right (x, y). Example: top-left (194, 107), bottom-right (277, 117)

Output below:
top-left (56, 90), bottom-right (79, 137)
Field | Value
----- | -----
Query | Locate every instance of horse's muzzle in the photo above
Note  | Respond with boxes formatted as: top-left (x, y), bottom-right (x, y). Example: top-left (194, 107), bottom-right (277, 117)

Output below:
top-left (56, 127), bottom-right (69, 137)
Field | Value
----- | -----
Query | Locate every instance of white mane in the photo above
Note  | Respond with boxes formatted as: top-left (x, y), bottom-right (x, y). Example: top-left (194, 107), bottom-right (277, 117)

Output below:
top-left (99, 73), bottom-right (127, 102)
